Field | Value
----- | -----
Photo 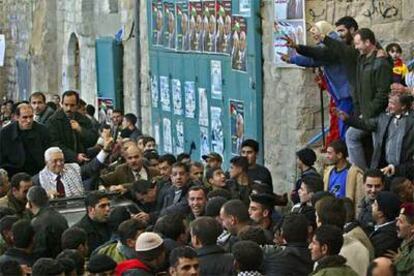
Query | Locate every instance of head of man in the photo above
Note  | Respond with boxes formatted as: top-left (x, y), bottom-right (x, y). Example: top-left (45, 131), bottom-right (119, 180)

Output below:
top-left (118, 219), bottom-right (146, 249)
top-left (202, 152), bottom-right (223, 169)
top-left (206, 167), bottom-right (226, 189)
top-left (371, 191), bottom-right (401, 225)
top-left (171, 162), bottom-right (190, 189)
top-left (143, 136), bottom-right (156, 151)
top-left (391, 177), bottom-right (414, 203)
top-left (61, 90), bottom-right (80, 117)
top-left (132, 180), bottom-right (158, 204)
top-left (396, 203), bottom-right (414, 240)
top-left (26, 186), bottom-right (49, 215)
top-left (78, 99), bottom-right (87, 116)
top-left (10, 173), bottom-right (32, 203)
top-left (354, 28), bottom-right (376, 55)
top-left (363, 169), bottom-right (385, 201)
top-left (240, 139), bottom-right (259, 166)
top-left (189, 162), bottom-right (204, 183)
top-left (120, 139), bottom-right (136, 159)
top-left (299, 176), bottom-right (323, 205)
top-left (248, 193), bottom-right (275, 225)
top-left (11, 219), bottom-right (35, 251)
top-left (16, 103), bottom-right (34, 130)
top-left (281, 214), bottom-right (309, 245)
top-left (30, 92), bottom-right (47, 115)
top-left (187, 186), bottom-right (207, 218)
top-left (334, 16), bottom-right (358, 44)
top-left (220, 199), bottom-right (250, 235)
top-left (296, 148), bottom-right (317, 171)
top-left (169, 246), bottom-right (199, 276)
top-left (309, 225), bottom-right (343, 262)
top-left (61, 227), bottom-right (89, 258)
top-left (135, 232), bottom-right (166, 270)
top-left (388, 93), bottom-right (413, 115)
top-left (326, 140), bottom-right (348, 166)
top-left (85, 191), bottom-right (111, 223)
top-left (158, 154), bottom-right (177, 181)
top-left (125, 146), bottom-right (143, 172)
top-left (44, 147), bottom-right (65, 175)
top-left (0, 215), bottom-right (19, 246)
top-left (229, 156), bottom-right (249, 179)
top-left (52, 95), bottom-right (61, 106)
top-left (122, 113), bottom-right (137, 130)
top-left (367, 257), bottom-right (396, 276)
top-left (0, 169), bottom-right (9, 198)
top-left (232, 241), bottom-right (263, 273)
top-left (111, 110), bottom-right (123, 127)
top-left (315, 197), bottom-right (346, 229)
top-left (154, 214), bottom-right (187, 244)
top-left (190, 216), bottom-right (222, 249)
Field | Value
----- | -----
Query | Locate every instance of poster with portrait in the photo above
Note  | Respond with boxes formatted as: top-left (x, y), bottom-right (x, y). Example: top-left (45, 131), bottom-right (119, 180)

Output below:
top-left (97, 97), bottom-right (114, 126)
top-left (211, 60), bottom-right (222, 99)
top-left (153, 123), bottom-right (160, 148)
top-left (273, 0), bottom-right (306, 67)
top-left (176, 1), bottom-right (189, 52)
top-left (231, 16), bottom-right (247, 72)
top-left (230, 100), bottom-right (245, 155)
top-left (172, 79), bottom-right (183, 115)
top-left (163, 118), bottom-right (173, 153)
top-left (163, 1), bottom-right (176, 49)
top-left (160, 76), bottom-right (171, 112)
top-left (188, 1), bottom-right (203, 52)
top-left (175, 120), bottom-right (185, 154)
top-left (211, 106), bottom-right (224, 156)
top-left (185, 81), bottom-right (196, 118)
top-left (200, 127), bottom-right (210, 157)
top-left (151, 0), bottom-right (164, 46)
top-left (202, 0), bottom-right (217, 53)
top-left (151, 74), bottom-right (159, 108)
top-left (215, 0), bottom-right (232, 55)
top-left (198, 88), bottom-right (209, 127)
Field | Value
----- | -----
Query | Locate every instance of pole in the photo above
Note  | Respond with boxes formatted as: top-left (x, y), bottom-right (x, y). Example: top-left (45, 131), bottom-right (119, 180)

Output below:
top-left (134, 0), bottom-right (142, 129)
top-left (320, 86), bottom-right (326, 148)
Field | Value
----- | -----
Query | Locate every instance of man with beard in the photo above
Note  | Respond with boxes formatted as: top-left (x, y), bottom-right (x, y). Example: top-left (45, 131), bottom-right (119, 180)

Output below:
top-left (30, 92), bottom-right (55, 125)
top-left (394, 203), bottom-right (414, 275)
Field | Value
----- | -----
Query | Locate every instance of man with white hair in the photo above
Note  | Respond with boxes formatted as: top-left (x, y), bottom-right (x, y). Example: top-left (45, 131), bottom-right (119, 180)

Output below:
top-left (32, 137), bottom-right (112, 197)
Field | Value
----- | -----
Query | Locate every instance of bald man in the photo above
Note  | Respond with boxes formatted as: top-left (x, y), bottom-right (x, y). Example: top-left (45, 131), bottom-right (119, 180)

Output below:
top-left (100, 146), bottom-right (159, 192)
top-left (367, 257), bottom-right (395, 276)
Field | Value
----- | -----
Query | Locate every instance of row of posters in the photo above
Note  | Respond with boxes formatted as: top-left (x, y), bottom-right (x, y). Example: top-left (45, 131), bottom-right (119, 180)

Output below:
top-left (151, 0), bottom-right (248, 72)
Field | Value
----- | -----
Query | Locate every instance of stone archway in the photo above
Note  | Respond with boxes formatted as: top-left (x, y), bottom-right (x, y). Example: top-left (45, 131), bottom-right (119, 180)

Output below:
top-left (67, 33), bottom-right (80, 90)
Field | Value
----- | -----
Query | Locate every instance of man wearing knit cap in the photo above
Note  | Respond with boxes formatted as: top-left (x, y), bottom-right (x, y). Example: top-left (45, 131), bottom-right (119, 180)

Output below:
top-left (369, 191), bottom-right (402, 257)
top-left (115, 232), bottom-right (165, 276)
top-left (291, 148), bottom-right (321, 204)
top-left (87, 254), bottom-right (117, 275)
top-left (394, 203), bottom-right (414, 275)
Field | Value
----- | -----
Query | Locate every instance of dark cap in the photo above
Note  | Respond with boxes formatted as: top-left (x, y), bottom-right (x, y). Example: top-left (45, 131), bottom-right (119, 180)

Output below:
top-left (376, 191), bottom-right (401, 221)
top-left (400, 202), bottom-right (414, 220)
top-left (296, 148), bottom-right (317, 167)
top-left (87, 254), bottom-right (117, 273)
top-left (202, 152), bottom-right (223, 163)
top-left (250, 193), bottom-right (277, 209)
top-left (132, 179), bottom-right (156, 194)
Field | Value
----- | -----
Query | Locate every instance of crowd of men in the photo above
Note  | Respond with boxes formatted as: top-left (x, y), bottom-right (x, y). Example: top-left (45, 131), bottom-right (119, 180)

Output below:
top-left (0, 14), bottom-right (413, 276)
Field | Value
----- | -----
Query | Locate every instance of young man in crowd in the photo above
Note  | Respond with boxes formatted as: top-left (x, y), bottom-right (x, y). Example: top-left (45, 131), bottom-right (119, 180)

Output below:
top-left (232, 240), bottom-right (264, 276)
top-left (240, 139), bottom-right (272, 188)
top-left (169, 246), bottom-right (200, 276)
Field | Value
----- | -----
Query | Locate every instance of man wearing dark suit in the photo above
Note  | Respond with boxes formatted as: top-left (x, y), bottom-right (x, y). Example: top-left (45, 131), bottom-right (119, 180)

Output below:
top-left (30, 92), bottom-right (55, 125)
top-left (46, 91), bottom-right (98, 163)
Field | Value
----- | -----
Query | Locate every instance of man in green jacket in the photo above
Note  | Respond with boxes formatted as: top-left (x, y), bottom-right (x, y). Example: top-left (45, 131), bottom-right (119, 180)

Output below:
top-left (309, 225), bottom-right (358, 276)
top-left (394, 202), bottom-right (414, 275)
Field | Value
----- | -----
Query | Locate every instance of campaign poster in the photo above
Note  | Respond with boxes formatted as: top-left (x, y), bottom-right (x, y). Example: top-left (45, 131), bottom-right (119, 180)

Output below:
top-left (160, 76), bottom-right (171, 112)
top-left (163, 118), bottom-right (173, 153)
top-left (163, 1), bottom-right (176, 49)
top-left (202, 0), bottom-right (217, 53)
top-left (172, 79), bottom-right (183, 115)
top-left (151, 74), bottom-right (159, 108)
top-left (185, 81), bottom-right (196, 118)
top-left (211, 60), bottom-right (222, 99)
top-left (211, 106), bottom-right (224, 156)
top-left (273, 0), bottom-right (306, 67)
top-left (198, 88), bottom-right (209, 127)
top-left (175, 120), bottom-right (185, 154)
top-left (176, 1), bottom-right (189, 51)
top-left (230, 100), bottom-right (245, 155)
top-left (231, 16), bottom-right (247, 72)
top-left (151, 0), bottom-right (164, 46)
top-left (188, 1), bottom-right (203, 52)
top-left (97, 97), bottom-right (114, 126)
top-left (239, 0), bottom-right (251, 17)
top-left (153, 123), bottom-right (160, 148)
top-left (215, 0), bottom-right (232, 55)
top-left (200, 126), bottom-right (210, 157)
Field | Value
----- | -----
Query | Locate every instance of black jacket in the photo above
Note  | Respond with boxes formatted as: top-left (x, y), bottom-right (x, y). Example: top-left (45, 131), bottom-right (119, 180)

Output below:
top-left (74, 214), bottom-right (111, 254)
top-left (46, 110), bottom-right (98, 162)
top-left (36, 106), bottom-right (55, 125)
top-left (370, 221), bottom-right (402, 257)
top-left (196, 244), bottom-right (234, 276)
top-left (31, 207), bottom-right (69, 258)
top-left (0, 121), bottom-right (51, 176)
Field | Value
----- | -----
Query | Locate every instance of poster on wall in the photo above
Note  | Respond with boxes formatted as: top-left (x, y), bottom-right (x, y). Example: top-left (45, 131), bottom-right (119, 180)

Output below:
top-left (175, 120), bottom-right (185, 154)
top-left (230, 100), bottom-right (245, 155)
top-left (273, 0), bottom-right (306, 67)
top-left (151, 74), bottom-right (159, 108)
top-left (151, 0), bottom-right (164, 46)
top-left (172, 79), bottom-right (183, 115)
top-left (160, 76), bottom-right (171, 112)
top-left (211, 60), bottom-right (222, 99)
top-left (198, 88), bottom-right (209, 126)
top-left (202, 0), bottom-right (217, 53)
top-left (153, 123), bottom-right (160, 149)
top-left (185, 81), bottom-right (196, 118)
top-left (239, 0), bottom-right (251, 17)
top-left (0, 35), bottom-right (5, 67)
top-left (188, 1), bottom-right (203, 52)
top-left (176, 1), bottom-right (189, 51)
top-left (163, 118), bottom-right (173, 153)
top-left (97, 97), bottom-right (114, 126)
top-left (215, 0), bottom-right (232, 55)
top-left (231, 16), bottom-right (247, 72)
top-left (200, 127), bottom-right (210, 157)
top-left (163, 1), bottom-right (176, 49)
top-left (211, 106), bottom-right (224, 156)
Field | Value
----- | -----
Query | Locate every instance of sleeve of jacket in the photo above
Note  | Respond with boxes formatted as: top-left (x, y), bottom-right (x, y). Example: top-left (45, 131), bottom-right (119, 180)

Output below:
top-left (78, 117), bottom-right (99, 148)
top-left (46, 119), bottom-right (77, 162)
top-left (99, 170), bottom-right (120, 187)
top-left (365, 58), bottom-right (392, 118)
top-left (345, 115), bottom-right (378, 132)
top-left (323, 36), bottom-right (359, 63)
top-left (296, 44), bottom-right (337, 63)
top-left (81, 158), bottom-right (105, 180)
top-left (289, 54), bottom-right (327, 67)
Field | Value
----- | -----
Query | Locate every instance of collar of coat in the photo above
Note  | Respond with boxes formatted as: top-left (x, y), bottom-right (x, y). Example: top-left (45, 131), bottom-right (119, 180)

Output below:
top-left (314, 255), bottom-right (347, 272)
top-left (10, 121), bottom-right (41, 141)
